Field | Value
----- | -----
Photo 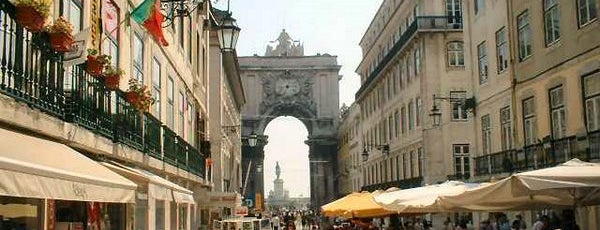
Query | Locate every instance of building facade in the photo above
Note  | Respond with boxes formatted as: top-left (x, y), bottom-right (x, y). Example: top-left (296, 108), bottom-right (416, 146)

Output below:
top-left (354, 0), bottom-right (474, 196)
top-left (337, 103), bottom-right (362, 195)
top-left (465, 0), bottom-right (600, 228)
top-left (0, 0), bottom-right (242, 229)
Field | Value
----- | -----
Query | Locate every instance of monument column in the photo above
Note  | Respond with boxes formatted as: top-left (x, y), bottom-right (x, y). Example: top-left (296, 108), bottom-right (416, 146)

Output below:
top-left (306, 137), bottom-right (338, 211)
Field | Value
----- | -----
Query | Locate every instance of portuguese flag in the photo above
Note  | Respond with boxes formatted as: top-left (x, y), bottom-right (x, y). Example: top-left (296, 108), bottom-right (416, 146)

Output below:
top-left (131, 0), bottom-right (168, 46)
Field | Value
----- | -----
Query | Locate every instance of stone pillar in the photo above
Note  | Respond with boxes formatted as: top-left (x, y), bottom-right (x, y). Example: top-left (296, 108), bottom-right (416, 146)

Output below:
top-left (306, 137), bottom-right (337, 211)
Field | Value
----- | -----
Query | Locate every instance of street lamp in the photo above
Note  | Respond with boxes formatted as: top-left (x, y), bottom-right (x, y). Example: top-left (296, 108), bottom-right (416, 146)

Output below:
top-left (247, 131), bottom-right (258, 147)
top-left (362, 147), bottom-right (369, 162)
top-left (428, 94), bottom-right (476, 127)
top-left (217, 13), bottom-right (241, 52)
top-left (362, 144), bottom-right (390, 160)
top-left (429, 104), bottom-right (442, 127)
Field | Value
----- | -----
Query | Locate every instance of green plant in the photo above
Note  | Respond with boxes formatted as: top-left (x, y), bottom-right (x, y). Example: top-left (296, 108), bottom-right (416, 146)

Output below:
top-left (47, 16), bottom-right (73, 34)
top-left (86, 49), bottom-right (111, 65)
top-left (14, 0), bottom-right (51, 18)
top-left (127, 78), bottom-right (155, 112)
top-left (104, 65), bottom-right (125, 76)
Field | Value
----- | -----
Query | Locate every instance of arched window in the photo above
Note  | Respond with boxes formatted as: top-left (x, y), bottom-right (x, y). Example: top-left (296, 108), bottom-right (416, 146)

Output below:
top-left (447, 41), bottom-right (464, 67)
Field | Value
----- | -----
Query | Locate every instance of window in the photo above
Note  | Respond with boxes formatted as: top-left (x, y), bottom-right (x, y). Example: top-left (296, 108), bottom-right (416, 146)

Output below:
top-left (388, 115), bottom-right (393, 140)
top-left (543, 0), bottom-right (560, 45)
top-left (408, 101), bottom-right (415, 131)
top-left (523, 97), bottom-right (537, 146)
top-left (417, 148), bottom-right (424, 177)
top-left (550, 86), bottom-right (566, 139)
top-left (179, 18), bottom-right (185, 49)
top-left (447, 42), bottom-right (465, 67)
top-left (152, 58), bottom-right (161, 119)
top-left (482, 115), bottom-right (491, 154)
top-left (416, 97), bottom-right (422, 127)
top-left (518, 11), bottom-right (532, 61)
top-left (446, 0), bottom-right (462, 24)
top-left (474, 0), bottom-right (485, 14)
top-left (188, 17), bottom-right (193, 62)
top-left (102, 0), bottom-right (119, 64)
top-left (500, 107), bottom-right (513, 150)
top-left (410, 150), bottom-right (417, 177)
top-left (453, 144), bottom-right (470, 178)
top-left (451, 92), bottom-right (468, 120)
top-left (179, 92), bottom-right (185, 135)
top-left (394, 110), bottom-right (400, 138)
top-left (403, 154), bottom-right (408, 179)
top-left (496, 27), bottom-right (508, 73)
top-left (406, 56), bottom-right (412, 80)
top-left (133, 33), bottom-right (144, 83)
top-left (62, 0), bottom-right (83, 32)
top-left (167, 77), bottom-right (175, 128)
top-left (584, 73), bottom-right (600, 131)
top-left (414, 48), bottom-right (420, 75)
top-left (478, 42), bottom-right (488, 84)
top-left (401, 106), bottom-right (407, 134)
top-left (578, 0), bottom-right (597, 27)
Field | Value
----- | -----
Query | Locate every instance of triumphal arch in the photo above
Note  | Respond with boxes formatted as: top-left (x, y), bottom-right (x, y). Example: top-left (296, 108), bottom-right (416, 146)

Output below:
top-left (239, 30), bottom-right (341, 211)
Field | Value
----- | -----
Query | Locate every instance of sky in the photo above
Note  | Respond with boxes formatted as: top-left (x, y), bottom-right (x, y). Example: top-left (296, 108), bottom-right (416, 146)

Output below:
top-left (213, 0), bottom-right (383, 197)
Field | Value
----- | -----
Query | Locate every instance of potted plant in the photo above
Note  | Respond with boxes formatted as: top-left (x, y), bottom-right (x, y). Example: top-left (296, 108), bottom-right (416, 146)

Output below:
top-left (125, 79), bottom-right (155, 112)
top-left (14, 0), bottom-right (51, 32)
top-left (47, 16), bottom-right (74, 52)
top-left (103, 65), bottom-right (124, 91)
top-left (85, 49), bottom-right (111, 77)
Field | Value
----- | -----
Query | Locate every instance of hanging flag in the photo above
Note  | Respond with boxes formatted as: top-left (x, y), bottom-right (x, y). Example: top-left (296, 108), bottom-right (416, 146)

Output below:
top-left (131, 0), bottom-right (169, 46)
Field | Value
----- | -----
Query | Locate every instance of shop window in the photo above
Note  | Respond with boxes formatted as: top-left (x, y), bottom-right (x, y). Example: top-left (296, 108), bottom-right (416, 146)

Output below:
top-left (0, 197), bottom-right (42, 229)
top-left (156, 200), bottom-right (165, 230)
top-left (135, 196), bottom-right (148, 230)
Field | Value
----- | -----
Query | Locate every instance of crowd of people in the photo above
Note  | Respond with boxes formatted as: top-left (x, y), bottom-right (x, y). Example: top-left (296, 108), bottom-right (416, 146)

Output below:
top-left (270, 210), bottom-right (320, 230)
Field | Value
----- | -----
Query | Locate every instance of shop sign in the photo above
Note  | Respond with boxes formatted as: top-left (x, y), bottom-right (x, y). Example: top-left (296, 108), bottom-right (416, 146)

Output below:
top-left (234, 206), bottom-right (248, 217)
top-left (47, 200), bottom-right (55, 230)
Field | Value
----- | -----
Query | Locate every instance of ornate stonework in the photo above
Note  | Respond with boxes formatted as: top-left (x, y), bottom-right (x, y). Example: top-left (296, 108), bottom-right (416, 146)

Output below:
top-left (265, 29), bottom-right (304, 57)
top-left (259, 70), bottom-right (316, 116)
top-left (239, 30), bottom-right (341, 211)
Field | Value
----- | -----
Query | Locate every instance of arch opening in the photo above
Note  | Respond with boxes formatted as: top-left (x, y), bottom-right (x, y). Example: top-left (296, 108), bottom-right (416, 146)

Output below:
top-left (262, 116), bottom-right (311, 209)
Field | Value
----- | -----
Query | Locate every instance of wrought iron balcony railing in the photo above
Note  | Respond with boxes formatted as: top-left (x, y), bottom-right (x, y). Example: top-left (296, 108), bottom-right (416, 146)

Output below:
top-left (0, 0), bottom-right (206, 178)
top-left (0, 1), bottom-right (65, 117)
top-left (475, 136), bottom-right (583, 177)
top-left (361, 177), bottom-right (423, 192)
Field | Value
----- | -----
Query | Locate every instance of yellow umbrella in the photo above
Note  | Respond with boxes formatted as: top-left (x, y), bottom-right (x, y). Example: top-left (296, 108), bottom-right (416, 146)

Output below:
top-left (321, 191), bottom-right (394, 218)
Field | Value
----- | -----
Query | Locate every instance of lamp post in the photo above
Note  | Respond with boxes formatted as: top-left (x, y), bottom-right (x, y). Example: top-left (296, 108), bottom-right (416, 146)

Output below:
top-left (429, 104), bottom-right (442, 127)
top-left (247, 131), bottom-right (258, 147)
top-left (217, 13), bottom-right (241, 52)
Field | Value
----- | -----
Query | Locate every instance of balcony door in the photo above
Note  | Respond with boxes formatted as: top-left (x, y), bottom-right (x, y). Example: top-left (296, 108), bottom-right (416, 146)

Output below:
top-left (453, 144), bottom-right (470, 179)
top-left (445, 0), bottom-right (462, 25)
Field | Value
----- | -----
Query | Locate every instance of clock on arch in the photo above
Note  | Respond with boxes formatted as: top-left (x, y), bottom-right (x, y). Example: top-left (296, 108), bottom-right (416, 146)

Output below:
top-left (275, 79), bottom-right (300, 96)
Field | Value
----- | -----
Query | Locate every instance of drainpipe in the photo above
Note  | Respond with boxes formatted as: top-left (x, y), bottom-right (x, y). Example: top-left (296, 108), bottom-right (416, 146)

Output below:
top-left (507, 0), bottom-right (519, 166)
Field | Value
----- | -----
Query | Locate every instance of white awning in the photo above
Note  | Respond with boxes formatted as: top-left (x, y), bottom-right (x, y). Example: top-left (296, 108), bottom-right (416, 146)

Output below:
top-left (0, 129), bottom-right (137, 203)
top-left (102, 162), bottom-right (195, 204)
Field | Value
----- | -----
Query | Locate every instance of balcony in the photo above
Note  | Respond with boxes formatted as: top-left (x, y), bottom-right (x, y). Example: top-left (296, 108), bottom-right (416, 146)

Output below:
top-left (0, 1), bottom-right (206, 178)
top-left (475, 136), bottom-right (584, 177)
top-left (355, 16), bottom-right (462, 99)
top-left (361, 177), bottom-right (423, 192)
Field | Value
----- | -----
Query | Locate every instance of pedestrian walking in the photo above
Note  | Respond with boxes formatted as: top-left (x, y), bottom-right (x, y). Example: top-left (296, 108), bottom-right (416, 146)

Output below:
top-left (273, 215), bottom-right (281, 230)
top-left (511, 214), bottom-right (526, 230)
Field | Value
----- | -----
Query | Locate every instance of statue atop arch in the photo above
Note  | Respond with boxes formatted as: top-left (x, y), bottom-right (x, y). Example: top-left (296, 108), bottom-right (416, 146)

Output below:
top-left (265, 29), bottom-right (304, 57)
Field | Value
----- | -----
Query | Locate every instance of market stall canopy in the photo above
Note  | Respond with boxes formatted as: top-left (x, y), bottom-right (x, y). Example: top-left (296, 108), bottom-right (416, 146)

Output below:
top-left (0, 129), bottom-right (136, 203)
top-left (373, 181), bottom-right (480, 214)
top-left (101, 162), bottom-right (195, 204)
top-left (321, 191), bottom-right (394, 218)
top-left (438, 159), bottom-right (600, 211)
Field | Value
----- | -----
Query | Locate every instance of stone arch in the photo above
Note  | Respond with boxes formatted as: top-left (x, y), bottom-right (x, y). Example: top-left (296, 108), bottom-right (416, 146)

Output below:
top-left (256, 103), bottom-right (317, 136)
